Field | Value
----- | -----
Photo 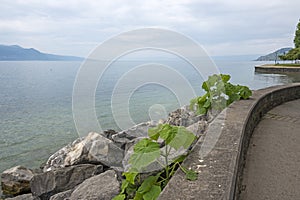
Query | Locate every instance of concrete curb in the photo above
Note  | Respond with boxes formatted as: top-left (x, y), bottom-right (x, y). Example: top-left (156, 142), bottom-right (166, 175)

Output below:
top-left (255, 65), bottom-right (300, 73)
top-left (158, 83), bottom-right (300, 200)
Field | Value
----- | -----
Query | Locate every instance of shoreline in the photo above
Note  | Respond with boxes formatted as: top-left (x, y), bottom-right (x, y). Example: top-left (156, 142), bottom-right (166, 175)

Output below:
top-left (0, 105), bottom-right (210, 200)
top-left (255, 64), bottom-right (300, 73)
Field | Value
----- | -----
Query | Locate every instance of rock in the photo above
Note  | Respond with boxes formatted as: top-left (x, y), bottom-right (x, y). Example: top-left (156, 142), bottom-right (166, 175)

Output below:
top-left (1, 166), bottom-right (34, 196)
top-left (44, 132), bottom-right (124, 171)
top-left (31, 164), bottom-right (103, 200)
top-left (69, 170), bottom-right (120, 200)
top-left (43, 138), bottom-right (84, 171)
top-left (49, 190), bottom-right (72, 200)
top-left (111, 131), bottom-right (136, 149)
top-left (117, 121), bottom-right (158, 138)
top-left (101, 129), bottom-right (118, 140)
top-left (167, 105), bottom-right (206, 127)
top-left (5, 193), bottom-right (38, 200)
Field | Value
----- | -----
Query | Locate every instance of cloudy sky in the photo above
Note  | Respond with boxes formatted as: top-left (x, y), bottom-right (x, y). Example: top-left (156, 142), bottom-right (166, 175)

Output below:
top-left (0, 0), bottom-right (299, 57)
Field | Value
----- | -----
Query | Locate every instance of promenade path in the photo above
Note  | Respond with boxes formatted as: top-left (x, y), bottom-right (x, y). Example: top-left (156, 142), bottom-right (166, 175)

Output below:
top-left (240, 99), bottom-right (300, 200)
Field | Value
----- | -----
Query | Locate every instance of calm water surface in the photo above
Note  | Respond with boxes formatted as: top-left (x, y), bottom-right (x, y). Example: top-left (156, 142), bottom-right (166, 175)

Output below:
top-left (0, 60), bottom-right (300, 173)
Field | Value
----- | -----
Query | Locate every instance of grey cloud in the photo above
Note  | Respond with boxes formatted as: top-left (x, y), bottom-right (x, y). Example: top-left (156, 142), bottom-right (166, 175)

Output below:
top-left (0, 0), bottom-right (299, 56)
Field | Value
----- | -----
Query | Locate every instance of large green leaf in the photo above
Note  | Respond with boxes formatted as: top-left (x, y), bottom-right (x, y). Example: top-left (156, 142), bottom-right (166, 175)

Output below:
top-left (129, 138), bottom-right (160, 171)
top-left (137, 175), bottom-right (159, 194)
top-left (159, 124), bottom-right (177, 145)
top-left (148, 124), bottom-right (163, 141)
top-left (120, 180), bottom-right (129, 193)
top-left (143, 185), bottom-right (161, 200)
top-left (168, 127), bottom-right (196, 150)
top-left (221, 74), bottom-right (231, 82)
top-left (123, 172), bottom-right (138, 185)
top-left (133, 192), bottom-right (143, 200)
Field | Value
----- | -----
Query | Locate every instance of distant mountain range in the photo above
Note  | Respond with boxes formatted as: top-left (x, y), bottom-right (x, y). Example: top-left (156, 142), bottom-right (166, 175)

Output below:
top-left (0, 45), bottom-right (83, 61)
top-left (2, 44), bottom-right (291, 62)
top-left (255, 47), bottom-right (292, 61)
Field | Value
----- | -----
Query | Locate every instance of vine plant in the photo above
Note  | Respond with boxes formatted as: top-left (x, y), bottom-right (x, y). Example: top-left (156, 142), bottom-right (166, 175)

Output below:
top-left (190, 74), bottom-right (252, 115)
top-left (114, 74), bottom-right (252, 200)
top-left (113, 124), bottom-right (198, 200)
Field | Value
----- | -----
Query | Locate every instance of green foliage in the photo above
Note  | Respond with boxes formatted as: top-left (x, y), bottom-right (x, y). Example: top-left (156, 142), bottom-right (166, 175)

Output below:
top-left (275, 63), bottom-right (300, 67)
top-left (280, 48), bottom-right (300, 61)
top-left (149, 124), bottom-right (196, 151)
top-left (113, 124), bottom-right (198, 200)
top-left (180, 166), bottom-right (198, 181)
top-left (280, 20), bottom-right (300, 61)
top-left (129, 138), bottom-right (160, 172)
top-left (190, 74), bottom-right (252, 115)
top-left (294, 20), bottom-right (300, 48)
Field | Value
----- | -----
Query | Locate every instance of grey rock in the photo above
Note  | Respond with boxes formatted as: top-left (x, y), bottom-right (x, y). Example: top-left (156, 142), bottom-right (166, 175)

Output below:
top-left (167, 105), bottom-right (206, 127)
top-left (31, 164), bottom-right (103, 200)
top-left (1, 166), bottom-right (34, 196)
top-left (112, 121), bottom-right (165, 150)
top-left (49, 190), bottom-right (72, 200)
top-left (117, 121), bottom-right (158, 138)
top-left (43, 138), bottom-right (84, 172)
top-left (101, 129), bottom-right (118, 140)
top-left (44, 132), bottom-right (124, 171)
top-left (111, 132), bottom-right (136, 149)
top-left (69, 170), bottom-right (120, 200)
top-left (5, 193), bottom-right (38, 200)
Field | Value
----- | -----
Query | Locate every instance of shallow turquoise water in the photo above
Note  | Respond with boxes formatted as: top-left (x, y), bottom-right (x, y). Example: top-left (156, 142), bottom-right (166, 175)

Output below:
top-left (0, 59), bottom-right (299, 174)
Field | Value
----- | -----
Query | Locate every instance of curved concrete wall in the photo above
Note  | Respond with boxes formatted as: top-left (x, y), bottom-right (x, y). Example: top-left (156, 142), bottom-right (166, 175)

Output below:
top-left (158, 83), bottom-right (300, 200)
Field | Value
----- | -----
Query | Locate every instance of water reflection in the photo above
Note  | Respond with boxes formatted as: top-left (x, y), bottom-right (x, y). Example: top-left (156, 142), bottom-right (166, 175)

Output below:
top-left (254, 71), bottom-right (300, 87)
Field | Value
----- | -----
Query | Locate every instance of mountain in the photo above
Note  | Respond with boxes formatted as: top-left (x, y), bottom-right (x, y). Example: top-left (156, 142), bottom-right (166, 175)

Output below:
top-left (255, 47), bottom-right (292, 61)
top-left (0, 45), bottom-right (83, 61)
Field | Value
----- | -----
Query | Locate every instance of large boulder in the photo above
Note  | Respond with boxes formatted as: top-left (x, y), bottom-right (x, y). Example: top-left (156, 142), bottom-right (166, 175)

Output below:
top-left (1, 166), bottom-right (34, 196)
top-left (44, 132), bottom-right (124, 171)
top-left (30, 164), bottom-right (103, 200)
top-left (69, 170), bottom-right (120, 200)
top-left (42, 138), bottom-right (84, 171)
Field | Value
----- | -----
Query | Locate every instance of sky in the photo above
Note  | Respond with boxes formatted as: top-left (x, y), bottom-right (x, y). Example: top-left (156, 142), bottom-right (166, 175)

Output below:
top-left (0, 0), bottom-right (299, 57)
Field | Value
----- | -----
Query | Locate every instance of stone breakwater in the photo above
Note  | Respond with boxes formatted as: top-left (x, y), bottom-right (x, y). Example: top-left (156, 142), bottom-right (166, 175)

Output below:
top-left (1, 105), bottom-right (211, 200)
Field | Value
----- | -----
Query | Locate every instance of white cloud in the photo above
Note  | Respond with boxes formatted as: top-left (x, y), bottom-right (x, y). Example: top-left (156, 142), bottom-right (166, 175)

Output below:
top-left (0, 0), bottom-right (299, 56)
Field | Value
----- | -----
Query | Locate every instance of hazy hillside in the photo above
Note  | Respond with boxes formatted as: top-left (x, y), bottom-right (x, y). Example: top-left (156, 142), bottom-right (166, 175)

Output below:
top-left (0, 45), bottom-right (83, 61)
top-left (255, 47), bottom-right (292, 61)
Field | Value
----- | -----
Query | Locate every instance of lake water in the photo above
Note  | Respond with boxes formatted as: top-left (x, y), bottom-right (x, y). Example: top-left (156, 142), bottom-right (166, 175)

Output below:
top-left (1, 59), bottom-right (300, 174)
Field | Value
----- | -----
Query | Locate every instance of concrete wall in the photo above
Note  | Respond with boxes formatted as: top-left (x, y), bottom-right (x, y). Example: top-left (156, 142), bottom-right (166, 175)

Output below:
top-left (255, 66), bottom-right (300, 73)
top-left (158, 83), bottom-right (300, 200)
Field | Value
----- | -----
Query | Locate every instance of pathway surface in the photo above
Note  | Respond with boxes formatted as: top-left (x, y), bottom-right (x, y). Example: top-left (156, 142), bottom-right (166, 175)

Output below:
top-left (240, 99), bottom-right (300, 200)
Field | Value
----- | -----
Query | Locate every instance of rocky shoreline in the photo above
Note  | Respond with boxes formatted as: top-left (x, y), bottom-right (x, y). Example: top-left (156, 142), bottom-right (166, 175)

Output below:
top-left (1, 105), bottom-right (213, 200)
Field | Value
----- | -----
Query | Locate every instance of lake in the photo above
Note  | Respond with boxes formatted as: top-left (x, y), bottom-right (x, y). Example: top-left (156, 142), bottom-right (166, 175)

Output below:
top-left (1, 59), bottom-right (300, 174)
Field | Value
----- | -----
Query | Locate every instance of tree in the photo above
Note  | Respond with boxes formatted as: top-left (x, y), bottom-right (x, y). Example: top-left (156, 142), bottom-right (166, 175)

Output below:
top-left (280, 20), bottom-right (300, 62)
top-left (294, 19), bottom-right (300, 48)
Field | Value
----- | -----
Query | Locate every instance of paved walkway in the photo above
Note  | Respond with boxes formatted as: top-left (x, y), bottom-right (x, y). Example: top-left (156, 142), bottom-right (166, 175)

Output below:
top-left (240, 99), bottom-right (300, 200)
